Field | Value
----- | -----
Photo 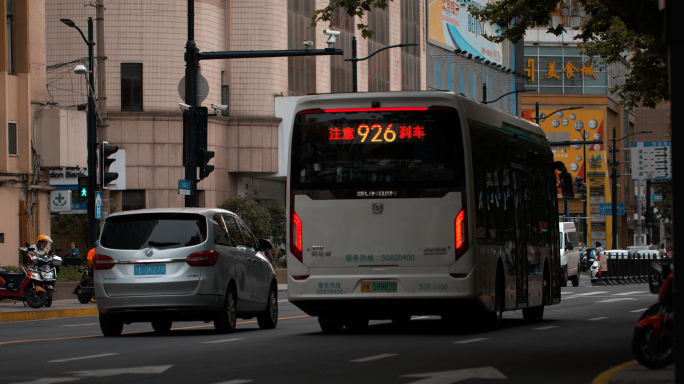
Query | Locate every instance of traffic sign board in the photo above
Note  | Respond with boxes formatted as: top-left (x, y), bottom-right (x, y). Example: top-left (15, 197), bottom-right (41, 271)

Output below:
top-left (95, 191), bottom-right (103, 219)
top-left (599, 202), bottom-right (625, 216)
top-left (631, 141), bottom-right (671, 181)
top-left (652, 194), bottom-right (663, 202)
top-left (178, 179), bottom-right (192, 195)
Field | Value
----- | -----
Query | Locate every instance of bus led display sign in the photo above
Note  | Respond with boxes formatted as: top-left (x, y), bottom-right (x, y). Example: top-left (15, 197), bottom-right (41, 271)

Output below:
top-left (328, 123), bottom-right (425, 143)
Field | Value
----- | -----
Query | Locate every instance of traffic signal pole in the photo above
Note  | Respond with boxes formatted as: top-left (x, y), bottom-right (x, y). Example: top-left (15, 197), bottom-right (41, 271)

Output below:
top-left (183, 0), bottom-right (342, 207)
top-left (86, 17), bottom-right (97, 249)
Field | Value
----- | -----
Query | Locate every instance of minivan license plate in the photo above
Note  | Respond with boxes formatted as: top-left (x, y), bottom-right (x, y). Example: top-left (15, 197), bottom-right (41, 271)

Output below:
top-left (134, 264), bottom-right (166, 275)
top-left (361, 281), bottom-right (397, 292)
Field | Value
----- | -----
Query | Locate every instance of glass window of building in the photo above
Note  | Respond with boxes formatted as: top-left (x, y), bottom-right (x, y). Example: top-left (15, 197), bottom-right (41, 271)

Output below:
top-left (288, 0), bottom-right (316, 96)
top-left (121, 63), bottom-right (143, 111)
top-left (6, 0), bottom-right (13, 74)
top-left (329, 9), bottom-right (354, 93)
top-left (367, 7), bottom-right (389, 92)
top-left (401, 0), bottom-right (420, 91)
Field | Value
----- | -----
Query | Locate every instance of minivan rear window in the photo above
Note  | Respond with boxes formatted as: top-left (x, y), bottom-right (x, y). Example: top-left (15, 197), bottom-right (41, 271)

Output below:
top-left (100, 213), bottom-right (207, 250)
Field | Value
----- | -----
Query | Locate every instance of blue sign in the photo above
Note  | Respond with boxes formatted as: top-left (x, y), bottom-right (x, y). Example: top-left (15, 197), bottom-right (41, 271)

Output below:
top-left (599, 202), bottom-right (624, 216)
top-left (652, 194), bottom-right (663, 202)
top-left (95, 191), bottom-right (103, 219)
top-left (178, 179), bottom-right (192, 196)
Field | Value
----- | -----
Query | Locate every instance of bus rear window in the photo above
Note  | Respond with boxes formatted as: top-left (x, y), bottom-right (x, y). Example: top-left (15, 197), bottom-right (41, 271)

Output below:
top-left (290, 107), bottom-right (466, 189)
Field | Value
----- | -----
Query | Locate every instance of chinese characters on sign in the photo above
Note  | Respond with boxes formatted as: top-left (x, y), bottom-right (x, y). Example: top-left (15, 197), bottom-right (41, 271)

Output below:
top-left (328, 124), bottom-right (426, 143)
top-left (527, 59), bottom-right (597, 81)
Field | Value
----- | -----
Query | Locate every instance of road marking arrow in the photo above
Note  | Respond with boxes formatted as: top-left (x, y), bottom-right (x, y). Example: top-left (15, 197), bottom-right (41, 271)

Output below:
top-left (68, 365), bottom-right (172, 378)
top-left (402, 367), bottom-right (506, 384)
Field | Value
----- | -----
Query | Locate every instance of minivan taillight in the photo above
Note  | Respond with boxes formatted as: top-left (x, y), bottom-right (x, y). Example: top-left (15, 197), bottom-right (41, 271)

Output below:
top-left (454, 209), bottom-right (468, 260)
top-left (291, 211), bottom-right (303, 262)
top-left (186, 250), bottom-right (219, 267)
top-left (93, 255), bottom-right (115, 270)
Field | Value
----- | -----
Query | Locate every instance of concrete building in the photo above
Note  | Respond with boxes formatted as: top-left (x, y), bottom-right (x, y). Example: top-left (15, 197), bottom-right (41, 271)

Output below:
top-left (43, 0), bottom-right (428, 219)
top-left (0, 0), bottom-right (58, 267)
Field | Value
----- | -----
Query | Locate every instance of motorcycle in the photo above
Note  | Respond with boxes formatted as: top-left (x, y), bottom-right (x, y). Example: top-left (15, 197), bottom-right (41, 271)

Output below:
top-left (72, 266), bottom-right (94, 304)
top-left (0, 245), bottom-right (61, 308)
top-left (580, 248), bottom-right (595, 272)
top-left (631, 261), bottom-right (674, 369)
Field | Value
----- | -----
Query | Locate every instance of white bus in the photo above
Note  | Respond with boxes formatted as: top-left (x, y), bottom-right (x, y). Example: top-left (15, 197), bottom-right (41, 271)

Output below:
top-left (286, 91), bottom-right (574, 332)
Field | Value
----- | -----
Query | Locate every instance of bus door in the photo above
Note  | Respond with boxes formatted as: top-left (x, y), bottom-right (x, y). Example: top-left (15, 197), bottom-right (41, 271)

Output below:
top-left (511, 166), bottom-right (528, 305)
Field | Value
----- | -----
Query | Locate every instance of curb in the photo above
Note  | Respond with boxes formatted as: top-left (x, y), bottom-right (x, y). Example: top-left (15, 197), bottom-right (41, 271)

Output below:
top-left (0, 307), bottom-right (98, 323)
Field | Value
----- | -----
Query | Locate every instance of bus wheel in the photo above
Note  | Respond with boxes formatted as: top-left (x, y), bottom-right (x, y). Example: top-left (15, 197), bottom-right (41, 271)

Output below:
top-left (523, 268), bottom-right (548, 322)
top-left (487, 266), bottom-right (504, 331)
top-left (318, 315), bottom-right (344, 334)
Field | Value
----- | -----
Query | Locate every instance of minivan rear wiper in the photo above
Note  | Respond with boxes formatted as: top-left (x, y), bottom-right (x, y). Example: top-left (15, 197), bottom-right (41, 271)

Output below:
top-left (148, 241), bottom-right (181, 248)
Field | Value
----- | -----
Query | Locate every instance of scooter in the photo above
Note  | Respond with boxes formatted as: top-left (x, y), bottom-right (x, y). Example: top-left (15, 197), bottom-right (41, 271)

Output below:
top-left (631, 261), bottom-right (674, 369)
top-left (0, 246), bottom-right (61, 308)
top-left (72, 266), bottom-right (94, 304)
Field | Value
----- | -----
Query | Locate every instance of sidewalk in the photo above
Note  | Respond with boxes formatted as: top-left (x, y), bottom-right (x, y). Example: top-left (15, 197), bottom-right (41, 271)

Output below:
top-left (0, 284), bottom-right (288, 323)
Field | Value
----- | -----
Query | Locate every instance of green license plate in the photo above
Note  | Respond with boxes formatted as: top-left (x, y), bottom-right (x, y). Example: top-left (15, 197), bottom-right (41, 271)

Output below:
top-left (361, 281), bottom-right (397, 292)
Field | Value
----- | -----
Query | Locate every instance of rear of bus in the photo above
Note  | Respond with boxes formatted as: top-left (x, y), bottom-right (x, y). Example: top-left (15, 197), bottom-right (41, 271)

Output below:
top-left (286, 92), bottom-right (475, 323)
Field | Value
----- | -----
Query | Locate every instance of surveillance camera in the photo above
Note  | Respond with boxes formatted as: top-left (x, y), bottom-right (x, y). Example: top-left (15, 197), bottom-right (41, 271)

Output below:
top-left (302, 40), bottom-right (314, 47)
top-left (211, 103), bottom-right (228, 111)
top-left (326, 35), bottom-right (336, 48)
top-left (178, 103), bottom-right (191, 111)
top-left (324, 29), bottom-right (340, 36)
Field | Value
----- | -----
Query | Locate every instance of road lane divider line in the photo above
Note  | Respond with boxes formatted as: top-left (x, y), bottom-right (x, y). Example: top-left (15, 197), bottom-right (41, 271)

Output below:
top-left (574, 292), bottom-right (608, 296)
top-left (203, 338), bottom-right (245, 344)
top-left (534, 326), bottom-right (559, 331)
top-left (1, 315), bottom-right (310, 345)
top-left (454, 338), bottom-right (488, 344)
top-left (588, 317), bottom-right (609, 321)
top-left (614, 291), bottom-right (647, 296)
top-left (630, 308), bottom-right (649, 313)
top-left (596, 298), bottom-right (637, 303)
top-left (61, 323), bottom-right (99, 327)
top-left (351, 353), bottom-right (398, 363)
top-left (591, 360), bottom-right (639, 384)
top-left (49, 353), bottom-right (119, 363)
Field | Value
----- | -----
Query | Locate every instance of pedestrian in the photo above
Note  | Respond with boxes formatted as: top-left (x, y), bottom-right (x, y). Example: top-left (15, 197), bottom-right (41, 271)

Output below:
top-left (659, 244), bottom-right (667, 258)
top-left (86, 240), bottom-right (98, 267)
top-left (65, 241), bottom-right (80, 259)
top-left (595, 241), bottom-right (604, 253)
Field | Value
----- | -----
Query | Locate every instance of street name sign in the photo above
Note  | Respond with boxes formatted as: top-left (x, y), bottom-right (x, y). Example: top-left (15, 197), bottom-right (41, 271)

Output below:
top-left (178, 179), bottom-right (192, 195)
top-left (631, 141), bottom-right (671, 181)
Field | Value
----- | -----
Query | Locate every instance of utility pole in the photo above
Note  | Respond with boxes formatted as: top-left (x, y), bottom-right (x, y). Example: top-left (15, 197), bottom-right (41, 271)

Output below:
top-left (96, 0), bottom-right (110, 221)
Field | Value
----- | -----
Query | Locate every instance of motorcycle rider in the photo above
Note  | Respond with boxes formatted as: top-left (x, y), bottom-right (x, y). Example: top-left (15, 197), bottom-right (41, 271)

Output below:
top-left (29, 235), bottom-right (59, 275)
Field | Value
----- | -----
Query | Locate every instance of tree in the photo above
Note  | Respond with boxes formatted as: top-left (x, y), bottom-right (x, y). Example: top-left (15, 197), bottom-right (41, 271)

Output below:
top-left (266, 201), bottom-right (286, 257)
top-left (218, 196), bottom-right (271, 239)
top-left (312, 0), bottom-right (666, 108)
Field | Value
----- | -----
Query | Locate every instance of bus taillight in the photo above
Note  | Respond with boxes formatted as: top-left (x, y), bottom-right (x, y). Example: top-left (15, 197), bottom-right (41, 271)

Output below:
top-left (455, 209), bottom-right (468, 260)
top-left (291, 211), bottom-right (303, 262)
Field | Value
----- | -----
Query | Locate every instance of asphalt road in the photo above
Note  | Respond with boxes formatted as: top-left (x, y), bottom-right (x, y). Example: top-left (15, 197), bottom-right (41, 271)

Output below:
top-left (0, 273), bottom-right (659, 384)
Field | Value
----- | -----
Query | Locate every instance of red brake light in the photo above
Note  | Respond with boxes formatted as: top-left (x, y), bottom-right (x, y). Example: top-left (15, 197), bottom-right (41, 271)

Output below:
top-left (323, 107), bottom-right (428, 113)
top-left (454, 209), bottom-right (468, 260)
top-left (93, 254), bottom-right (115, 270)
top-left (291, 211), bottom-right (303, 262)
top-left (186, 250), bottom-right (219, 267)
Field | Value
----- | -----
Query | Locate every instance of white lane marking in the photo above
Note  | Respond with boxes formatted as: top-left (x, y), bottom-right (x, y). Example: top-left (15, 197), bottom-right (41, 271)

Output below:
top-left (60, 323), bottom-right (98, 327)
top-left (277, 299), bottom-right (288, 302)
top-left (212, 380), bottom-right (253, 384)
top-left (402, 367), bottom-right (506, 383)
top-left (9, 378), bottom-right (79, 384)
top-left (350, 353), bottom-right (398, 363)
top-left (631, 308), bottom-right (649, 313)
top-left (203, 338), bottom-right (245, 344)
top-left (412, 316), bottom-right (430, 320)
top-left (535, 326), bottom-right (559, 331)
top-left (454, 338), bottom-right (488, 344)
top-left (574, 291), bottom-right (608, 296)
top-left (596, 298), bottom-right (637, 303)
top-left (588, 317), bottom-right (609, 321)
top-left (615, 291), bottom-right (647, 296)
top-left (49, 353), bottom-right (119, 363)
top-left (68, 365), bottom-right (172, 377)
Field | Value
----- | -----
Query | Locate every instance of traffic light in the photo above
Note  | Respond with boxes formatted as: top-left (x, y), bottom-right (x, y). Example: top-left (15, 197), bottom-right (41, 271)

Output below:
top-left (78, 176), bottom-right (89, 198)
top-left (196, 107), bottom-right (214, 180)
top-left (644, 208), bottom-right (654, 229)
top-left (100, 141), bottom-right (119, 189)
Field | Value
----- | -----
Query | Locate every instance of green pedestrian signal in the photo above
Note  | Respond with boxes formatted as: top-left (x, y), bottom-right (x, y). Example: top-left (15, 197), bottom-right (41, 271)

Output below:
top-left (78, 176), bottom-right (89, 198)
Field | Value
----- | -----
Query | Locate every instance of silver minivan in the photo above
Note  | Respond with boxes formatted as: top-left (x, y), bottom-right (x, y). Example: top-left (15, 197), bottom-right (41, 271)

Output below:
top-left (93, 208), bottom-right (278, 336)
top-left (559, 222), bottom-right (581, 287)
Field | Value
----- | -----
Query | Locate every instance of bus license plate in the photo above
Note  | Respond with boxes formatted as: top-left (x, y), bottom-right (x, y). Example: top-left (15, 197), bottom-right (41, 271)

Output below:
top-left (134, 264), bottom-right (166, 275)
top-left (361, 281), bottom-right (397, 293)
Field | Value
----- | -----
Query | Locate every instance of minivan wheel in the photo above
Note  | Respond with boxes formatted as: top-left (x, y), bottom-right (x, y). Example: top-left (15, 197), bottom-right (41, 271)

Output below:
top-left (560, 266), bottom-right (568, 287)
top-left (214, 287), bottom-right (237, 334)
top-left (99, 313), bottom-right (124, 337)
top-left (152, 319), bottom-right (173, 333)
top-left (571, 265), bottom-right (580, 287)
top-left (257, 285), bottom-right (278, 329)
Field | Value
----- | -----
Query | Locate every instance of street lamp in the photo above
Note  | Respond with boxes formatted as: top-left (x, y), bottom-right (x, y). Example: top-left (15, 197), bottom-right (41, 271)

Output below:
top-left (610, 127), bottom-right (652, 249)
top-left (345, 37), bottom-right (417, 92)
top-left (531, 102), bottom-right (583, 124)
top-left (61, 17), bottom-right (98, 249)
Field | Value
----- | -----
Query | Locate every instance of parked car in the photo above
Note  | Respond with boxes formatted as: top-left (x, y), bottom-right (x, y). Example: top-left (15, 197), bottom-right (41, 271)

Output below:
top-left (559, 222), bottom-right (581, 287)
top-left (93, 208), bottom-right (278, 337)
